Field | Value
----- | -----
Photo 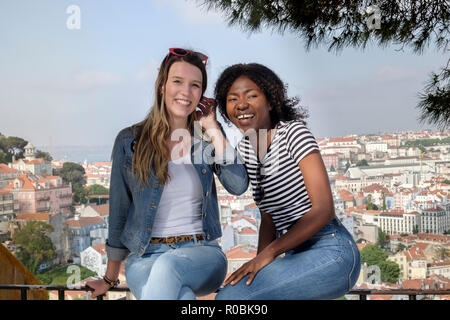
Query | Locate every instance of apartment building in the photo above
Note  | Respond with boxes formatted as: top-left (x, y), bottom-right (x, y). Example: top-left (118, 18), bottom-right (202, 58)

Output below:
top-left (378, 210), bottom-right (421, 235)
top-left (1, 174), bottom-right (72, 215)
top-left (0, 164), bottom-right (19, 189)
top-left (421, 206), bottom-right (449, 234)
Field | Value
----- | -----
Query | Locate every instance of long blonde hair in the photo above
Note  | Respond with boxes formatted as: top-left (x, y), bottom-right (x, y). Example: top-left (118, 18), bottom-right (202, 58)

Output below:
top-left (131, 52), bottom-right (207, 186)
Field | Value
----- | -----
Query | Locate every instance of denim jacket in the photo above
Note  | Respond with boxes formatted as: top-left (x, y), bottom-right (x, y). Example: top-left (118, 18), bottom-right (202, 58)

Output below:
top-left (105, 125), bottom-right (249, 261)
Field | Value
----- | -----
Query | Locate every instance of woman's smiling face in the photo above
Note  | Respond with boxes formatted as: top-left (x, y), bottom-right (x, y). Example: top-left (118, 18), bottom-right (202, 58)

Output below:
top-left (225, 76), bottom-right (272, 133)
top-left (164, 61), bottom-right (203, 123)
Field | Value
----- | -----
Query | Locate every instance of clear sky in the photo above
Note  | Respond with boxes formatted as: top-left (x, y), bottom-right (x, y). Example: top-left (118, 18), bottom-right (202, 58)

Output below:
top-left (0, 0), bottom-right (448, 149)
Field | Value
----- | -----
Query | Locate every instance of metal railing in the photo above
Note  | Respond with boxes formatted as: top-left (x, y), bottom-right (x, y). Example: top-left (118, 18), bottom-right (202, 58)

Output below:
top-left (0, 284), bottom-right (129, 300)
top-left (1, 284), bottom-right (449, 300)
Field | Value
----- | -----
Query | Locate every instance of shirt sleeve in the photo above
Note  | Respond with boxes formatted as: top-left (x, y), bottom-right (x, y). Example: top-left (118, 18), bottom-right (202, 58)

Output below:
top-left (285, 121), bottom-right (320, 164)
top-left (105, 130), bottom-right (132, 261)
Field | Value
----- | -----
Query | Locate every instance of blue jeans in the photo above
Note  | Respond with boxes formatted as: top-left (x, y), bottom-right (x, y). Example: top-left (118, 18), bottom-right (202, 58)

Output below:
top-left (215, 218), bottom-right (361, 300)
top-left (125, 238), bottom-right (227, 300)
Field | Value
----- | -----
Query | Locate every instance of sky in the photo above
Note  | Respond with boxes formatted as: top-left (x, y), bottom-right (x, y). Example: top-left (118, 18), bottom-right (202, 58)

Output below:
top-left (0, 0), bottom-right (448, 153)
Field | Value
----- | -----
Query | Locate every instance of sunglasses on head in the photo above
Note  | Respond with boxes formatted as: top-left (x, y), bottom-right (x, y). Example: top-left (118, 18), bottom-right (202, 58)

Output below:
top-left (164, 48), bottom-right (208, 66)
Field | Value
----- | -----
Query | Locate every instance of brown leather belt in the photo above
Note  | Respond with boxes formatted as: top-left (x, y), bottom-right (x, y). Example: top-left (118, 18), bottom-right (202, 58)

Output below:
top-left (149, 234), bottom-right (204, 244)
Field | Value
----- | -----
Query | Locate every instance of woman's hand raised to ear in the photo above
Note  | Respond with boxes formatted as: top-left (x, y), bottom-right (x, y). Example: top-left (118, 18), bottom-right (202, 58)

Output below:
top-left (196, 97), bottom-right (219, 132)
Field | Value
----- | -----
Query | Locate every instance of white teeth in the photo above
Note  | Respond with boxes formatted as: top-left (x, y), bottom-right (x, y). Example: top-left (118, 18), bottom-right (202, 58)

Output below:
top-left (237, 114), bottom-right (254, 119)
top-left (176, 99), bottom-right (190, 106)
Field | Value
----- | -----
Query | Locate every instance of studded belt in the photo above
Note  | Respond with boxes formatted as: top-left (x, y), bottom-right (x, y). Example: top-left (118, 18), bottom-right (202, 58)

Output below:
top-left (149, 233), bottom-right (205, 244)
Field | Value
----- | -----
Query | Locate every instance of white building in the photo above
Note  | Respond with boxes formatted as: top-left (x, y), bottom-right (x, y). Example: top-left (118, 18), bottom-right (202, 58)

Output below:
top-left (378, 211), bottom-right (421, 235)
top-left (366, 143), bottom-right (388, 153)
top-left (80, 243), bottom-right (107, 277)
top-left (420, 206), bottom-right (449, 234)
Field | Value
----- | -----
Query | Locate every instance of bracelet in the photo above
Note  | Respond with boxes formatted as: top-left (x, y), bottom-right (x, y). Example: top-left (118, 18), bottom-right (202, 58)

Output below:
top-left (103, 275), bottom-right (120, 288)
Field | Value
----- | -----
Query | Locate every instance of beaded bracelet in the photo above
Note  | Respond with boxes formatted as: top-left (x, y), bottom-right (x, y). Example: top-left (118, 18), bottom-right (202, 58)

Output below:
top-left (103, 275), bottom-right (120, 288)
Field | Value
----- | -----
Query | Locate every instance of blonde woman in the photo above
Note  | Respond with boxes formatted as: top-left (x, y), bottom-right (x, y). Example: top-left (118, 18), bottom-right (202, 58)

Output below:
top-left (87, 48), bottom-right (248, 299)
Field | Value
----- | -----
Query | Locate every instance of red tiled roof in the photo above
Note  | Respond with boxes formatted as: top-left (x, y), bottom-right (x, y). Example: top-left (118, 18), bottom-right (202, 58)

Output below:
top-left (239, 227), bottom-right (257, 235)
top-left (337, 189), bottom-right (354, 202)
top-left (91, 161), bottom-right (112, 167)
top-left (0, 163), bottom-right (19, 174)
top-left (226, 245), bottom-right (257, 259)
top-left (369, 295), bottom-right (392, 300)
top-left (401, 279), bottom-right (422, 290)
top-left (12, 158), bottom-right (50, 165)
top-left (362, 183), bottom-right (389, 194)
top-left (91, 243), bottom-right (106, 255)
top-left (0, 188), bottom-right (12, 195)
top-left (67, 216), bottom-right (105, 227)
top-left (428, 261), bottom-right (450, 267)
top-left (90, 204), bottom-right (109, 216)
top-left (15, 213), bottom-right (51, 221)
top-left (357, 243), bottom-right (368, 251)
top-left (328, 137), bottom-right (356, 143)
top-left (404, 243), bottom-right (428, 261)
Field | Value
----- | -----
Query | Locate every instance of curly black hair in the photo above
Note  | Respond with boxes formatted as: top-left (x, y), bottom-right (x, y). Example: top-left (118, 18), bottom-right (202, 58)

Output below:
top-left (214, 63), bottom-right (308, 128)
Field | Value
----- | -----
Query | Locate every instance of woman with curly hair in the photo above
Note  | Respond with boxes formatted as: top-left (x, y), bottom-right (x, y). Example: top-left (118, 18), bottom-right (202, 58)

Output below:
top-left (214, 63), bottom-right (360, 300)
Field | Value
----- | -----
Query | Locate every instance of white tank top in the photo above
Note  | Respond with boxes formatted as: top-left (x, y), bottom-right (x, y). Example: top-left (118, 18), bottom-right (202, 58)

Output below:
top-left (151, 153), bottom-right (204, 237)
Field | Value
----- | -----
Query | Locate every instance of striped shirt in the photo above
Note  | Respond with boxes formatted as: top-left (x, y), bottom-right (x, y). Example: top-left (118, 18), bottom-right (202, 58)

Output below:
top-left (237, 120), bottom-right (320, 231)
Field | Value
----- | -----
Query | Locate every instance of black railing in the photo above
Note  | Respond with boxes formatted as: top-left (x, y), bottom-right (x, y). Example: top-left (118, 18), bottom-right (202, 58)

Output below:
top-left (0, 284), bottom-right (129, 300)
top-left (1, 284), bottom-right (449, 300)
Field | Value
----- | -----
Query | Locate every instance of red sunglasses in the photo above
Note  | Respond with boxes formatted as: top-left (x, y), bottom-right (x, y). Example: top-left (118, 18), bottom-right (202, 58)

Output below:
top-left (164, 48), bottom-right (208, 66)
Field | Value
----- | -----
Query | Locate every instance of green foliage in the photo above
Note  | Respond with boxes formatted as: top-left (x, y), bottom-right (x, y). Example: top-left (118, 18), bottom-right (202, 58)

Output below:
top-left (0, 133), bottom-right (54, 164)
top-left (404, 137), bottom-right (450, 147)
top-left (356, 159), bottom-right (369, 166)
top-left (360, 244), bottom-right (388, 266)
top-left (0, 149), bottom-right (8, 164)
top-left (0, 133), bottom-right (27, 163)
top-left (436, 247), bottom-right (449, 260)
top-left (73, 184), bottom-right (88, 204)
top-left (377, 228), bottom-right (389, 248)
top-left (378, 261), bottom-right (400, 283)
top-left (361, 244), bottom-right (400, 284)
top-left (366, 196), bottom-right (379, 211)
top-left (36, 264), bottom-right (96, 285)
top-left (345, 161), bottom-right (350, 171)
top-left (417, 64), bottom-right (450, 130)
top-left (12, 221), bottom-right (56, 274)
top-left (35, 150), bottom-right (53, 161)
top-left (203, 0), bottom-right (448, 53)
top-left (86, 184), bottom-right (109, 196)
top-left (86, 184), bottom-right (110, 205)
top-left (58, 162), bottom-right (87, 204)
top-left (202, 0), bottom-right (449, 129)
top-left (59, 162), bottom-right (86, 186)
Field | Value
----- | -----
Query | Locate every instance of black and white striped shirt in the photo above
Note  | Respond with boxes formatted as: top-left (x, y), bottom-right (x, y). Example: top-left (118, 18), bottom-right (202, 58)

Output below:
top-left (237, 120), bottom-right (320, 231)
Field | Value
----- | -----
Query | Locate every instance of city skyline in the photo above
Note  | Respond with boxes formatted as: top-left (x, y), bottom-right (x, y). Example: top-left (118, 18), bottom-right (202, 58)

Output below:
top-left (0, 0), bottom-right (448, 148)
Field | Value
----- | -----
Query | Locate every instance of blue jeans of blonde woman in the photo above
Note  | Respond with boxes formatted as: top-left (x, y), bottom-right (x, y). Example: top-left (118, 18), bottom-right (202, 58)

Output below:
top-left (215, 218), bottom-right (361, 300)
top-left (125, 237), bottom-right (227, 300)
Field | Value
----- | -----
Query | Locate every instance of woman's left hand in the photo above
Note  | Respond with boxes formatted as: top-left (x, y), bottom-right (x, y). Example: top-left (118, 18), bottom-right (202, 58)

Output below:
top-left (223, 250), bottom-right (276, 287)
top-left (196, 97), bottom-right (218, 131)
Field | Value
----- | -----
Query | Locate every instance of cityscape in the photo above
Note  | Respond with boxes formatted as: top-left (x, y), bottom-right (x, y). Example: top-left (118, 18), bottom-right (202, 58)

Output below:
top-left (0, 127), bottom-right (449, 300)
